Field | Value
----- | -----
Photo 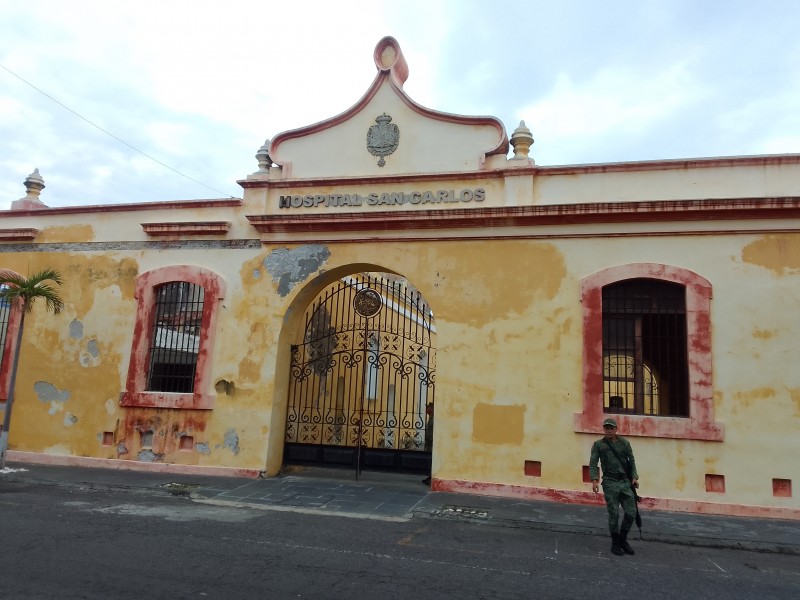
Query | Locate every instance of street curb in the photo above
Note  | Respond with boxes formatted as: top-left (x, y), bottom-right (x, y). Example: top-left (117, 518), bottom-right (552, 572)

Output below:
top-left (1, 474), bottom-right (199, 499)
top-left (413, 510), bottom-right (800, 556)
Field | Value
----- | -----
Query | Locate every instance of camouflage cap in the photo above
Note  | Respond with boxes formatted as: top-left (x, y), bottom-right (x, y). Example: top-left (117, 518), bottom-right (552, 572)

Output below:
top-left (602, 418), bottom-right (618, 428)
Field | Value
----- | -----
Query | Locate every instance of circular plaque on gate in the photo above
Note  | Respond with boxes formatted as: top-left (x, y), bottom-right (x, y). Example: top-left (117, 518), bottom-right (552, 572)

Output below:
top-left (353, 288), bottom-right (382, 317)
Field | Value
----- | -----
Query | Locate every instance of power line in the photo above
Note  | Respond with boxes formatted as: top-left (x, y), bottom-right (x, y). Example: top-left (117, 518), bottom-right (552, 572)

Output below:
top-left (0, 63), bottom-right (239, 199)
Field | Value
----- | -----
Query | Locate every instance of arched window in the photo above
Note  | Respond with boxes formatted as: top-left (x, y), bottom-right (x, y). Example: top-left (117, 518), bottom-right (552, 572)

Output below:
top-left (121, 266), bottom-right (225, 410)
top-left (575, 264), bottom-right (723, 441)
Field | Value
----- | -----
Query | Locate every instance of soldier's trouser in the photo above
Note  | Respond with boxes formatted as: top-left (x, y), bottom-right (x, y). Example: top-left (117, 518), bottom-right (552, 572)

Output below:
top-left (602, 479), bottom-right (636, 535)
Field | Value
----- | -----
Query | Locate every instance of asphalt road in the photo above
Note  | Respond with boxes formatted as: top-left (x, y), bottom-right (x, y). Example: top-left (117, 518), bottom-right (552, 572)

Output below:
top-left (0, 480), bottom-right (798, 600)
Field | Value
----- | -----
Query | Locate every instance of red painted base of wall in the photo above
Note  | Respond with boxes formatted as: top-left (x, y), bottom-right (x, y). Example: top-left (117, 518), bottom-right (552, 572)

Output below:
top-left (7, 451), bottom-right (263, 479)
top-left (432, 478), bottom-right (800, 521)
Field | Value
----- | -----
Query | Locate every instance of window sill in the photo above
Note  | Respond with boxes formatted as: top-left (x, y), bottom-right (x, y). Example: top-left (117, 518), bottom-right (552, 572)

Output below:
top-left (574, 410), bottom-right (724, 441)
top-left (119, 391), bottom-right (214, 410)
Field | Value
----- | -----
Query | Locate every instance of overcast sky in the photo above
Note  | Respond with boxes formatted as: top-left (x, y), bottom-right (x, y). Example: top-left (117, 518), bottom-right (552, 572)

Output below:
top-left (1, 0), bottom-right (799, 209)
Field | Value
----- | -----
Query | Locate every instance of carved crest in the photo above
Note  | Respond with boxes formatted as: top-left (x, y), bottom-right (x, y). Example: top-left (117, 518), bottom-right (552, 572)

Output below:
top-left (366, 113), bottom-right (399, 167)
top-left (353, 288), bottom-right (383, 317)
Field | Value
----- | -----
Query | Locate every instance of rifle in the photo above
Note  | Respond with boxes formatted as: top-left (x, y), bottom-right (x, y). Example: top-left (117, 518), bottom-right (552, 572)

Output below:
top-left (603, 439), bottom-right (643, 539)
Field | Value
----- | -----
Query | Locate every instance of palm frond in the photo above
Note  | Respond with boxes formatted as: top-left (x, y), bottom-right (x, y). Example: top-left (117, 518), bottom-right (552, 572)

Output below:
top-left (0, 268), bottom-right (65, 314)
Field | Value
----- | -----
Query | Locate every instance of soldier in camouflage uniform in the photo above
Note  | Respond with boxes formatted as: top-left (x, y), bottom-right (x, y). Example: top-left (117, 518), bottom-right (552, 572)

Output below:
top-left (589, 417), bottom-right (639, 556)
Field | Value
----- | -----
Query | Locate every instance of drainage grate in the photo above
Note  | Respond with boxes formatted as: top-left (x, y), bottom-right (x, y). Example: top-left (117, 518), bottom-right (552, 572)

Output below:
top-left (160, 482), bottom-right (201, 496)
top-left (435, 505), bottom-right (489, 519)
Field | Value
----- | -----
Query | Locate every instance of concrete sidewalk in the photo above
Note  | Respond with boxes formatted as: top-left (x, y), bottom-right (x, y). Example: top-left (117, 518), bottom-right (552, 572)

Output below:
top-left (2, 462), bottom-right (799, 555)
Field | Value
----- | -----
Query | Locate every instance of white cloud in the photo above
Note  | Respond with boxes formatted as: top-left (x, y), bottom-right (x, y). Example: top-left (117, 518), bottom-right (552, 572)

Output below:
top-left (2, 1), bottom-right (800, 207)
top-left (518, 64), bottom-right (708, 161)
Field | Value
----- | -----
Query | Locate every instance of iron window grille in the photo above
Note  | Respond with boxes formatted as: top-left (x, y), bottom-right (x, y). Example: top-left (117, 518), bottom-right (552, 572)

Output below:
top-left (146, 281), bottom-right (205, 393)
top-left (0, 295), bottom-right (10, 377)
top-left (602, 279), bottom-right (689, 417)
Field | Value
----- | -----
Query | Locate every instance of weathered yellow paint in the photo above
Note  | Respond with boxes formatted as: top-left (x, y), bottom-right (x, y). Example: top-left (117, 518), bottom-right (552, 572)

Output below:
top-left (751, 327), bottom-right (777, 339)
top-left (421, 241), bottom-right (567, 327)
top-left (790, 388), bottom-right (800, 417)
top-left (545, 308), bottom-right (573, 353)
top-left (704, 456), bottom-right (719, 473)
top-left (472, 403), bottom-right (525, 445)
top-left (674, 465), bottom-right (686, 491)
top-left (741, 234), bottom-right (800, 275)
top-left (37, 224), bottom-right (95, 243)
top-left (733, 387), bottom-right (776, 408)
top-left (238, 252), bottom-right (271, 295)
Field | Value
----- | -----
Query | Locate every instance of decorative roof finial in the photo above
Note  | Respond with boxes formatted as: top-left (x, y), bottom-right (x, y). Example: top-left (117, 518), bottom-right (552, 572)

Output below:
top-left (255, 140), bottom-right (273, 174)
top-left (373, 36), bottom-right (409, 88)
top-left (510, 121), bottom-right (535, 164)
top-left (10, 168), bottom-right (48, 210)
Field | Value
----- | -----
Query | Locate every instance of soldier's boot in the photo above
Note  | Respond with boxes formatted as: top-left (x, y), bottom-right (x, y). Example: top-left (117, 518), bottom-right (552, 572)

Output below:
top-left (610, 533), bottom-right (624, 556)
top-left (618, 529), bottom-right (635, 555)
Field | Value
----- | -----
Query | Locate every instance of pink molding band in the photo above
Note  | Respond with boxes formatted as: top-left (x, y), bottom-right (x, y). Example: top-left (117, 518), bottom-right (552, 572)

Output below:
top-left (141, 222), bottom-right (231, 236)
top-left (433, 478), bottom-right (800, 521)
top-left (247, 196), bottom-right (800, 235)
top-left (7, 450), bottom-right (262, 478)
top-left (0, 228), bottom-right (39, 241)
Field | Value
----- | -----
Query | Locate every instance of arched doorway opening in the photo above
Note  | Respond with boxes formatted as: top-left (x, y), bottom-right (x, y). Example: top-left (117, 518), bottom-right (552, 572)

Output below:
top-left (284, 272), bottom-right (435, 475)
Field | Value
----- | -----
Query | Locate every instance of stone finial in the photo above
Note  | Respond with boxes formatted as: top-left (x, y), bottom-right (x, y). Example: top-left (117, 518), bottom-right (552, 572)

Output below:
top-left (255, 140), bottom-right (273, 173)
top-left (10, 168), bottom-right (49, 210)
top-left (510, 121), bottom-right (535, 163)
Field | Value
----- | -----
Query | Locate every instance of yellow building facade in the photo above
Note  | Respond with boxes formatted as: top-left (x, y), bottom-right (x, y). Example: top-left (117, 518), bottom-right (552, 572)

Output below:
top-left (1, 37), bottom-right (799, 519)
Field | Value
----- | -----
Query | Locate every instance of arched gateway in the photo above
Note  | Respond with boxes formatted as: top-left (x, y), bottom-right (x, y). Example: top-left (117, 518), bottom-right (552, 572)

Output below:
top-left (284, 272), bottom-right (435, 475)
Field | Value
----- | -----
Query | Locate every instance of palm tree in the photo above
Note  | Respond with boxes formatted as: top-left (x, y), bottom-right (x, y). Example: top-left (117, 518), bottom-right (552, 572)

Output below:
top-left (0, 269), bottom-right (64, 468)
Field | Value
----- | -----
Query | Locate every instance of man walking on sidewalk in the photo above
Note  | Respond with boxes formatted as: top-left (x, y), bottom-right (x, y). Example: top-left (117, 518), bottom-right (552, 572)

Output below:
top-left (589, 417), bottom-right (639, 556)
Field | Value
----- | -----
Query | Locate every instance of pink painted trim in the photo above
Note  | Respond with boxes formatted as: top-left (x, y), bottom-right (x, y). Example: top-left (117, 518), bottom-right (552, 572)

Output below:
top-left (0, 228), bottom-right (39, 241)
top-left (250, 228), bottom-right (800, 246)
top-left (123, 392), bottom-right (215, 410)
top-left (0, 292), bottom-right (23, 401)
top-left (237, 169), bottom-right (505, 189)
top-left (7, 450), bottom-right (262, 478)
top-left (247, 196), bottom-right (800, 235)
top-left (120, 266), bottom-right (226, 410)
top-left (240, 154), bottom-right (800, 189)
top-left (0, 198), bottom-right (241, 218)
top-left (434, 478), bottom-right (800, 520)
top-left (269, 38), bottom-right (508, 174)
top-left (576, 264), bottom-right (723, 441)
top-left (535, 153), bottom-right (800, 176)
top-left (373, 36), bottom-right (409, 87)
top-left (141, 222), bottom-right (231, 236)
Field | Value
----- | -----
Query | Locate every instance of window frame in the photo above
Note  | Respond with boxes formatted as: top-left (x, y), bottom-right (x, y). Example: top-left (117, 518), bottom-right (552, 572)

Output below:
top-left (0, 274), bottom-right (23, 403)
top-left (120, 266), bottom-right (225, 410)
top-left (601, 279), bottom-right (688, 417)
top-left (575, 264), bottom-right (724, 441)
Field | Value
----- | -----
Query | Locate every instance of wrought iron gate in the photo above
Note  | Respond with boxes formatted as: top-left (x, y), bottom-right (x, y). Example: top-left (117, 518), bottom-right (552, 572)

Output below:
top-left (285, 274), bottom-right (435, 474)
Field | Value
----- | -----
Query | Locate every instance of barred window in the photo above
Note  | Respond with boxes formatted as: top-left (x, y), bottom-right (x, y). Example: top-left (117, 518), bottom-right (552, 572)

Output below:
top-left (0, 281), bottom-right (22, 401)
top-left (602, 279), bottom-right (688, 417)
top-left (146, 282), bottom-right (205, 393)
top-left (0, 292), bottom-right (10, 381)
top-left (576, 264), bottom-right (721, 440)
top-left (121, 266), bottom-right (224, 410)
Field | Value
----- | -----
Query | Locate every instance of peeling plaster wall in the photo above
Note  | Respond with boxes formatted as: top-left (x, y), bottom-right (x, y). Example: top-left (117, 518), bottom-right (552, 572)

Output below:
top-left (279, 235), bottom-right (800, 511)
top-left (2, 200), bottom-right (800, 513)
top-left (0, 246), bottom-right (279, 469)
